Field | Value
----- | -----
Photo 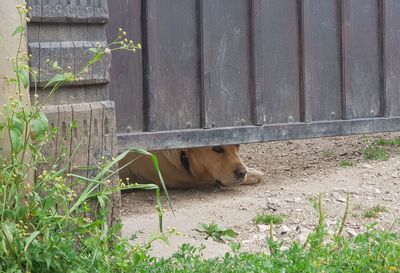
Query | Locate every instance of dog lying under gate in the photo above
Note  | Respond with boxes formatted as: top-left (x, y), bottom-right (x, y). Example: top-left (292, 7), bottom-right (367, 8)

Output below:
top-left (119, 145), bottom-right (264, 189)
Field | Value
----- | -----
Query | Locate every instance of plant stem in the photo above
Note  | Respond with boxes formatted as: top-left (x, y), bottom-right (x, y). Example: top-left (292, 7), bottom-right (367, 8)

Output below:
top-left (337, 192), bottom-right (350, 236)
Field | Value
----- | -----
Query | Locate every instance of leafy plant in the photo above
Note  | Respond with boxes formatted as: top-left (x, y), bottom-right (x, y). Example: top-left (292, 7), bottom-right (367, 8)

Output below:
top-left (253, 213), bottom-right (284, 225)
top-left (0, 3), bottom-right (169, 272)
top-left (196, 222), bottom-right (238, 242)
top-left (133, 193), bottom-right (400, 273)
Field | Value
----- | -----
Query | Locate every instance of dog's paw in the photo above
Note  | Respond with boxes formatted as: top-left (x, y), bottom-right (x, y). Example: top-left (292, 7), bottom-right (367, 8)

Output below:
top-left (243, 167), bottom-right (264, 185)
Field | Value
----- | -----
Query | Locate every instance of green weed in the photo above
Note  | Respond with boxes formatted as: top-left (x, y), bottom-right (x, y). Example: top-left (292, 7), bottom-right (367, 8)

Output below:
top-left (373, 137), bottom-right (400, 146)
top-left (340, 159), bottom-right (354, 167)
top-left (363, 205), bottom-right (388, 218)
top-left (322, 150), bottom-right (335, 158)
top-left (196, 222), bottom-right (237, 242)
top-left (134, 193), bottom-right (400, 273)
top-left (253, 213), bottom-right (284, 225)
top-left (363, 146), bottom-right (389, 161)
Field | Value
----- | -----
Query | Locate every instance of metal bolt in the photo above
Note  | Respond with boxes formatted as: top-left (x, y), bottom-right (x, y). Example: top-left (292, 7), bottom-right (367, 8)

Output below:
top-left (126, 126), bottom-right (132, 133)
top-left (331, 112), bottom-right (336, 119)
top-left (288, 115), bottom-right (293, 123)
top-left (211, 121), bottom-right (216, 128)
top-left (186, 121), bottom-right (192, 129)
top-left (240, 119), bottom-right (246, 125)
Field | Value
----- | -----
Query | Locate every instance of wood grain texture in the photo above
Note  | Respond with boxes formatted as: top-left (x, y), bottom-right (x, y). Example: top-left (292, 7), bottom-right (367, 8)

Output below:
top-left (27, 0), bottom-right (109, 23)
top-left (106, 0), bottom-right (144, 133)
top-left (302, 0), bottom-right (342, 122)
top-left (383, 0), bottom-right (400, 117)
top-left (201, 0), bottom-right (251, 128)
top-left (256, 0), bottom-right (301, 124)
top-left (145, 0), bottom-right (201, 131)
top-left (342, 0), bottom-right (382, 119)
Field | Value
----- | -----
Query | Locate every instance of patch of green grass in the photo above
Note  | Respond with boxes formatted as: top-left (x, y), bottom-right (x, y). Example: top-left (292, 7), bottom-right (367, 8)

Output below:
top-left (253, 213), bottom-right (284, 225)
top-left (137, 227), bottom-right (400, 273)
top-left (363, 146), bottom-right (389, 161)
top-left (373, 137), bottom-right (400, 146)
top-left (134, 194), bottom-right (400, 273)
top-left (196, 222), bottom-right (237, 242)
top-left (363, 205), bottom-right (388, 218)
top-left (340, 159), bottom-right (354, 167)
top-left (322, 150), bottom-right (335, 158)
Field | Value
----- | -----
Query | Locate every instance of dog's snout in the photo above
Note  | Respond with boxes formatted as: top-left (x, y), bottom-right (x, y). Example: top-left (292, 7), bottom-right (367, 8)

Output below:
top-left (234, 168), bottom-right (247, 179)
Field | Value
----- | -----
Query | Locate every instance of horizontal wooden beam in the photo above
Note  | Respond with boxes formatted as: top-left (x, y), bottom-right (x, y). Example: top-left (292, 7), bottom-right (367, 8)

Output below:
top-left (27, 0), bottom-right (109, 24)
top-left (29, 41), bottom-right (110, 87)
top-left (118, 117), bottom-right (400, 152)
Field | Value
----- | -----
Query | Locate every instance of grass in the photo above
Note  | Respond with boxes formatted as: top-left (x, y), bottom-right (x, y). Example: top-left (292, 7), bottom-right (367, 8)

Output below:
top-left (135, 232), bottom-right (400, 272)
top-left (373, 137), bottom-right (400, 146)
top-left (339, 159), bottom-right (354, 167)
top-left (133, 194), bottom-right (400, 273)
top-left (363, 205), bottom-right (388, 218)
top-left (253, 213), bottom-right (284, 225)
top-left (322, 150), bottom-right (335, 158)
top-left (363, 146), bottom-right (389, 161)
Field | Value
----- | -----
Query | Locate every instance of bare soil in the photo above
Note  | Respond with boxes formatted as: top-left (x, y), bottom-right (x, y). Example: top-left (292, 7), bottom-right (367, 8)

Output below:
top-left (121, 133), bottom-right (400, 258)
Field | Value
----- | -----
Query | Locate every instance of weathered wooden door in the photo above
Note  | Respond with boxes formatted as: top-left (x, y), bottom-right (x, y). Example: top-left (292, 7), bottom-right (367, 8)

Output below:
top-left (107, 0), bottom-right (400, 152)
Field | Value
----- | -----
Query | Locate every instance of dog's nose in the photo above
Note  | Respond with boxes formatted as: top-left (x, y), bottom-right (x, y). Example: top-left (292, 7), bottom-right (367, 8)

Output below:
top-left (234, 168), bottom-right (247, 179)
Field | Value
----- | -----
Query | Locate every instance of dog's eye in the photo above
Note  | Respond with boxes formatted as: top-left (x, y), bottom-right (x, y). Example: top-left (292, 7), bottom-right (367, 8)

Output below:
top-left (212, 146), bottom-right (224, 154)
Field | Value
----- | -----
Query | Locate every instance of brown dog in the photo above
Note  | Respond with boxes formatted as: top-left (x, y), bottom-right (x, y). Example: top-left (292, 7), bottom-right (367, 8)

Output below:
top-left (119, 145), bottom-right (264, 189)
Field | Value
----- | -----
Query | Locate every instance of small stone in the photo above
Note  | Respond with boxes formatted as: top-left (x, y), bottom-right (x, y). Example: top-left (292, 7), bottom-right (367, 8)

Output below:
top-left (296, 208), bottom-right (302, 212)
top-left (258, 225), bottom-right (269, 233)
top-left (375, 189), bottom-right (381, 194)
top-left (279, 225), bottom-right (291, 234)
top-left (337, 197), bottom-right (346, 203)
top-left (297, 231), bottom-right (310, 245)
top-left (362, 164), bottom-right (373, 169)
top-left (347, 228), bottom-right (358, 238)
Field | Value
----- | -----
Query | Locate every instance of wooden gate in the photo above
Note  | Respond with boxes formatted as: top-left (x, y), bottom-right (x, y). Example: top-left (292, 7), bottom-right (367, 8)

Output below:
top-left (109, 0), bottom-right (400, 151)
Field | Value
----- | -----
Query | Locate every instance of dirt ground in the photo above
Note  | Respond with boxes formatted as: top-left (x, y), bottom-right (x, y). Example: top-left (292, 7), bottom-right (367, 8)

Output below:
top-left (121, 132), bottom-right (400, 258)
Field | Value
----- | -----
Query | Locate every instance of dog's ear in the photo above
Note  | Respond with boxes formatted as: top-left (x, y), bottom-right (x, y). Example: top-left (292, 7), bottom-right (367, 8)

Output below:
top-left (163, 149), bottom-right (187, 170)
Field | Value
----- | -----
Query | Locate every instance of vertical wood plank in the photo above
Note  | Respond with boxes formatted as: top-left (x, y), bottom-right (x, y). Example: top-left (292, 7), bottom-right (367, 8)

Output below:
top-left (302, 0), bottom-right (342, 121)
top-left (87, 102), bottom-right (103, 178)
top-left (342, 0), bottom-right (382, 119)
top-left (250, 0), bottom-right (263, 125)
top-left (257, 0), bottom-right (301, 124)
top-left (145, 0), bottom-right (200, 131)
top-left (383, 0), bottom-right (400, 117)
top-left (57, 104), bottom-right (73, 172)
top-left (41, 105), bottom-right (59, 171)
top-left (107, 0), bottom-right (144, 133)
top-left (201, 0), bottom-right (251, 128)
top-left (70, 104), bottom-right (91, 177)
top-left (101, 101), bottom-right (116, 160)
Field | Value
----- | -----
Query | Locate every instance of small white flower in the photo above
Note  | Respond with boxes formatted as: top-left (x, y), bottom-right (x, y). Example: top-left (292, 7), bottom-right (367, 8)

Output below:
top-left (104, 48), bottom-right (111, 54)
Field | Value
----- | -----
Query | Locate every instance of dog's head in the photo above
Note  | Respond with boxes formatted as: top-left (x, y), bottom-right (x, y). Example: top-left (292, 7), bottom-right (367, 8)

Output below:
top-left (173, 145), bottom-right (247, 186)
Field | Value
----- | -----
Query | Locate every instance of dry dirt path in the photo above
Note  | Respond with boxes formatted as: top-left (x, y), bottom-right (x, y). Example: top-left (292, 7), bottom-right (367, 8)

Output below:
top-left (121, 133), bottom-right (400, 258)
